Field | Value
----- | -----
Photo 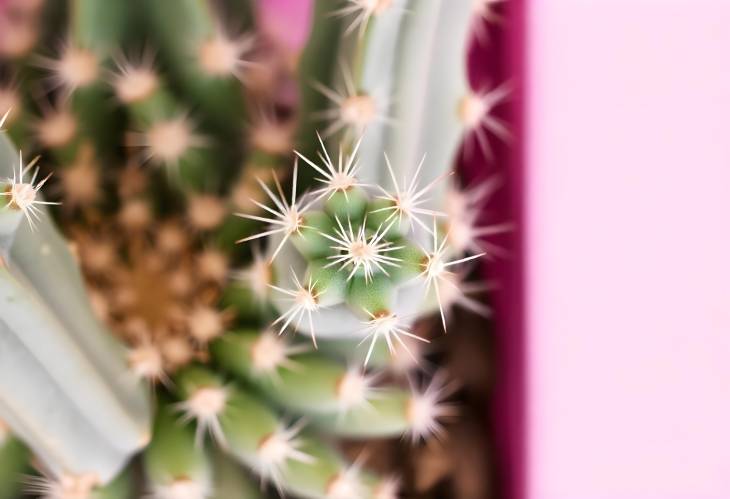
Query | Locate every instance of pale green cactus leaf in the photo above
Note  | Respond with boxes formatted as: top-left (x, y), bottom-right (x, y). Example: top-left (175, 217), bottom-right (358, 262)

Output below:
top-left (381, 0), bottom-right (473, 207)
top-left (0, 135), bottom-right (150, 483)
top-left (350, 0), bottom-right (410, 184)
top-left (210, 450), bottom-right (264, 499)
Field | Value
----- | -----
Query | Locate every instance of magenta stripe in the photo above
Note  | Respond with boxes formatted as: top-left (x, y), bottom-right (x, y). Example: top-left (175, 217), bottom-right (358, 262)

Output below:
top-left (461, 1), bottom-right (526, 498)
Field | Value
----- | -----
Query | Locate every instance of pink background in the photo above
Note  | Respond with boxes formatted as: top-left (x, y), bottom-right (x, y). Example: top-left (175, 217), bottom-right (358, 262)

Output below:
top-left (527, 1), bottom-right (730, 498)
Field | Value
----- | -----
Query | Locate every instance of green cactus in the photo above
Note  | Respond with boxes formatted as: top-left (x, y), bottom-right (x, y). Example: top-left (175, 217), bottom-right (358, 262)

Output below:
top-left (0, 425), bottom-right (29, 499)
top-left (143, 0), bottom-right (249, 140)
top-left (0, 0), bottom-right (501, 497)
top-left (210, 448), bottom-right (264, 499)
top-left (144, 401), bottom-right (213, 498)
top-left (241, 136), bottom-right (477, 359)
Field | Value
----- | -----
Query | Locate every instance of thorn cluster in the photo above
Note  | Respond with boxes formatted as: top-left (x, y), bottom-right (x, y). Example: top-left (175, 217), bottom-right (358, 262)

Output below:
top-left (0, 151), bottom-right (59, 230)
top-left (237, 138), bottom-right (500, 358)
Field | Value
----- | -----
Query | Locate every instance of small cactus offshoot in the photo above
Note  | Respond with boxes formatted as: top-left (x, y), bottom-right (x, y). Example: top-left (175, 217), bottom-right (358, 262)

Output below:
top-left (238, 138), bottom-right (485, 360)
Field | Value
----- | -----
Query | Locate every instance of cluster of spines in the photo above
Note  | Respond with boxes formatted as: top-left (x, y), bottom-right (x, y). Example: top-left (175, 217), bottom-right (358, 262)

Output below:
top-left (234, 136), bottom-right (499, 364)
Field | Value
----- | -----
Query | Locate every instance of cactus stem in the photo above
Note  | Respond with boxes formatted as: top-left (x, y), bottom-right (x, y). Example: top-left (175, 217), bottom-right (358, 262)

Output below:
top-left (296, 133), bottom-right (368, 200)
top-left (372, 155), bottom-right (450, 234)
top-left (0, 151), bottom-right (59, 231)
top-left (34, 43), bottom-right (100, 94)
top-left (173, 385), bottom-right (230, 447)
top-left (321, 215), bottom-right (402, 282)
top-left (459, 81), bottom-right (512, 160)
top-left (407, 371), bottom-right (459, 443)
top-left (236, 160), bottom-right (316, 262)
top-left (360, 310), bottom-right (428, 366)
top-left (270, 268), bottom-right (323, 347)
top-left (255, 420), bottom-right (315, 493)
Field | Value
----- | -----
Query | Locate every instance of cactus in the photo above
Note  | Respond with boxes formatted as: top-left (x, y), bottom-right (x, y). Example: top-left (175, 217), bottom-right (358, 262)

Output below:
top-left (241, 134), bottom-right (482, 354)
top-left (0, 0), bottom-right (507, 497)
top-left (144, 400), bottom-right (213, 498)
top-left (0, 135), bottom-right (151, 484)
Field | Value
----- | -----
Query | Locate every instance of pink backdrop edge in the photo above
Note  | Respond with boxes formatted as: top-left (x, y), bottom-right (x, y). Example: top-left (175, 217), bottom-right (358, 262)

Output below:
top-left (527, 1), bottom-right (730, 498)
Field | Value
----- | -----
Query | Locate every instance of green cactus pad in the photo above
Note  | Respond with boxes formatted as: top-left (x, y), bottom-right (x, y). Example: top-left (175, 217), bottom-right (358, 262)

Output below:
top-left (324, 187), bottom-right (369, 220)
top-left (346, 273), bottom-right (395, 317)
top-left (290, 211), bottom-right (335, 259)
top-left (144, 402), bottom-right (211, 495)
top-left (307, 258), bottom-right (349, 307)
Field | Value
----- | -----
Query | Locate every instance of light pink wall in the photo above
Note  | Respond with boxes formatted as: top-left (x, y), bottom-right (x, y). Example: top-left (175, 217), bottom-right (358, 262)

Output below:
top-left (527, 1), bottom-right (730, 498)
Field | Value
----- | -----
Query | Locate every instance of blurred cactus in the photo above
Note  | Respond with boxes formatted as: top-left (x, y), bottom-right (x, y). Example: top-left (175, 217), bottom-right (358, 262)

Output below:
top-left (0, 0), bottom-right (508, 497)
top-left (0, 420), bottom-right (29, 499)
